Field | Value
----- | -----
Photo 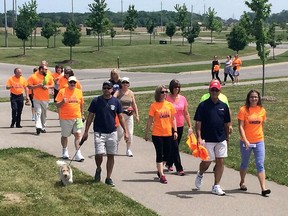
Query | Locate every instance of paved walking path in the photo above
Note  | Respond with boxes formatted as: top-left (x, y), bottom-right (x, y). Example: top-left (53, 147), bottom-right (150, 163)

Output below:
top-left (1, 79), bottom-right (288, 215)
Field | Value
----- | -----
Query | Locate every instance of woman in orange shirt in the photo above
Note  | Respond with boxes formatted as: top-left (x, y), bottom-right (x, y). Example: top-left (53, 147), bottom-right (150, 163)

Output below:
top-left (145, 85), bottom-right (177, 184)
top-left (237, 90), bottom-right (270, 196)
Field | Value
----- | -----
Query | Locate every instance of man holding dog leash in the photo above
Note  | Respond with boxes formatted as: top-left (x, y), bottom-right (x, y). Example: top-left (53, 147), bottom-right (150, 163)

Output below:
top-left (82, 81), bottom-right (128, 187)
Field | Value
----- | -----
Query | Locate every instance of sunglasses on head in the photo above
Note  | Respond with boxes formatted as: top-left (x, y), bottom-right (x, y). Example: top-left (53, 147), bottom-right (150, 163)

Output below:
top-left (160, 90), bottom-right (168, 94)
top-left (103, 87), bottom-right (112, 90)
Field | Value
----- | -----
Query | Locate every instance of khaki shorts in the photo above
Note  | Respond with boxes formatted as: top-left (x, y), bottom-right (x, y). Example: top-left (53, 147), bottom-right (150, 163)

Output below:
top-left (94, 131), bottom-right (118, 155)
top-left (203, 140), bottom-right (228, 161)
top-left (60, 119), bottom-right (82, 137)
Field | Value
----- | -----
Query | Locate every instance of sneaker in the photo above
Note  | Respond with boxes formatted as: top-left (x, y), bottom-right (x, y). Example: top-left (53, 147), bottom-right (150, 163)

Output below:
top-left (126, 149), bottom-right (133, 157)
top-left (160, 175), bottom-right (168, 184)
top-left (165, 165), bottom-right (173, 172)
top-left (74, 151), bottom-right (85, 162)
top-left (177, 170), bottom-right (185, 176)
top-left (105, 178), bottom-right (115, 187)
top-left (36, 128), bottom-right (41, 135)
top-left (32, 115), bottom-right (35, 121)
top-left (195, 171), bottom-right (203, 189)
top-left (40, 129), bottom-right (46, 133)
top-left (62, 148), bottom-right (69, 159)
top-left (212, 185), bottom-right (226, 196)
top-left (94, 168), bottom-right (101, 182)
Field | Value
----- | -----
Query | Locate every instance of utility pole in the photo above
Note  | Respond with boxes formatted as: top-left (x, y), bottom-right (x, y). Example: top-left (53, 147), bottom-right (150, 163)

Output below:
top-left (121, 0), bottom-right (123, 32)
top-left (190, 4), bottom-right (193, 28)
top-left (160, 1), bottom-right (163, 32)
top-left (4, 0), bottom-right (8, 47)
top-left (72, 0), bottom-right (74, 22)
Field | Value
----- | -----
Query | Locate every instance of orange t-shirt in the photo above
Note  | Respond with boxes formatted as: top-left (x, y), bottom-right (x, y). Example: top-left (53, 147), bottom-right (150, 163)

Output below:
top-left (148, 100), bottom-right (176, 136)
top-left (28, 71), bottom-right (54, 101)
top-left (6, 76), bottom-right (28, 95)
top-left (233, 58), bottom-right (242, 71)
top-left (55, 87), bottom-right (84, 120)
top-left (213, 64), bottom-right (220, 72)
top-left (237, 106), bottom-right (266, 143)
top-left (58, 76), bottom-right (82, 90)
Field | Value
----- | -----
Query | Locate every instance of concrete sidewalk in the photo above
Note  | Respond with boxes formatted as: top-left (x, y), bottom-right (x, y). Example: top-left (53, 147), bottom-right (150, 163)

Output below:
top-left (1, 100), bottom-right (288, 215)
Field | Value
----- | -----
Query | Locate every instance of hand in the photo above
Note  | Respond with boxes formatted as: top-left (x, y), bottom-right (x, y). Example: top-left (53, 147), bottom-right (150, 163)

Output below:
top-left (229, 125), bottom-right (233, 134)
top-left (188, 128), bottom-right (193, 135)
top-left (136, 116), bottom-right (140, 123)
top-left (144, 133), bottom-right (149, 141)
top-left (173, 132), bottom-right (178, 140)
top-left (82, 132), bottom-right (88, 142)
top-left (124, 131), bottom-right (129, 142)
top-left (63, 98), bottom-right (67, 103)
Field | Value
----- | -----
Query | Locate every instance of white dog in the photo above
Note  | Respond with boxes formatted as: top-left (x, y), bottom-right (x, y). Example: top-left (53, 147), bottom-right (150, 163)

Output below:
top-left (56, 160), bottom-right (73, 186)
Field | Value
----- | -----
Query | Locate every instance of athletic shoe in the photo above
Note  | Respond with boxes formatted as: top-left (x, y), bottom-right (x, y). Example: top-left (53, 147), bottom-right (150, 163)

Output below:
top-left (94, 168), bottom-right (101, 182)
top-left (160, 175), bottom-right (168, 184)
top-left (62, 148), bottom-right (69, 159)
top-left (195, 171), bottom-right (203, 189)
top-left (212, 185), bottom-right (226, 196)
top-left (36, 128), bottom-right (41, 135)
top-left (126, 149), bottom-right (133, 157)
top-left (105, 178), bottom-right (115, 187)
top-left (32, 115), bottom-right (35, 121)
top-left (74, 151), bottom-right (85, 162)
top-left (177, 170), bottom-right (185, 176)
top-left (40, 129), bottom-right (46, 133)
top-left (165, 165), bottom-right (173, 172)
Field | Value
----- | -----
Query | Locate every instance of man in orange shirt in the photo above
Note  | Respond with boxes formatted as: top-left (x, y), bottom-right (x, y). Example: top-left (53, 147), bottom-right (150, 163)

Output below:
top-left (6, 68), bottom-right (29, 128)
top-left (55, 76), bottom-right (85, 161)
top-left (28, 65), bottom-right (54, 135)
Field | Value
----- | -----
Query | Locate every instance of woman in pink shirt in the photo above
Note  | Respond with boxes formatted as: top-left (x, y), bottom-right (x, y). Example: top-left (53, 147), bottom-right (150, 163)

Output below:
top-left (166, 79), bottom-right (193, 175)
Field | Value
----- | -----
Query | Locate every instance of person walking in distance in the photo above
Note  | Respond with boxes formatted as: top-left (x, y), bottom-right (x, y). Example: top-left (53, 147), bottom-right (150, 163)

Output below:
top-left (194, 81), bottom-right (230, 195)
top-left (144, 85), bottom-right (178, 184)
top-left (28, 65), bottom-right (54, 135)
top-left (211, 55), bottom-right (221, 83)
top-left (223, 55), bottom-right (234, 85)
top-left (81, 81), bottom-right (128, 187)
top-left (237, 90), bottom-right (271, 196)
top-left (52, 64), bottom-right (63, 102)
top-left (232, 54), bottom-right (242, 85)
top-left (55, 76), bottom-right (85, 162)
top-left (117, 77), bottom-right (139, 157)
top-left (6, 68), bottom-right (29, 128)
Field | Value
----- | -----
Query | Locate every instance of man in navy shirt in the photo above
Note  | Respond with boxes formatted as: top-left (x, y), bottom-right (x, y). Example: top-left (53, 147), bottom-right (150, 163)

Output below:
top-left (194, 81), bottom-right (230, 196)
top-left (82, 81), bottom-right (128, 187)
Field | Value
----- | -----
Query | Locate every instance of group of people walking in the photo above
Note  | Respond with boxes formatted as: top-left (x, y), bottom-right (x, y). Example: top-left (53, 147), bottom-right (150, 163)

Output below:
top-left (6, 65), bottom-right (270, 196)
top-left (211, 54), bottom-right (242, 85)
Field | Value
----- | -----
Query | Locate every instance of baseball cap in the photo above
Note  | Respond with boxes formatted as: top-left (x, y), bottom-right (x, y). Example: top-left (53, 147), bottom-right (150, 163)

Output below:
top-left (121, 77), bottom-right (130, 83)
top-left (209, 80), bottom-right (221, 90)
top-left (102, 81), bottom-right (113, 88)
top-left (68, 76), bottom-right (77, 82)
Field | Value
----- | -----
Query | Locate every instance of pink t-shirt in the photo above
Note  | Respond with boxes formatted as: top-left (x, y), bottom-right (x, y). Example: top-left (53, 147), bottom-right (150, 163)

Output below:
top-left (166, 94), bottom-right (188, 127)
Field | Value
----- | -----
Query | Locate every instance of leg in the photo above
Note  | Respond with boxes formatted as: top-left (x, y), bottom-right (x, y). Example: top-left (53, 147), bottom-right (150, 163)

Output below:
top-left (16, 96), bottom-right (24, 127)
top-left (229, 73), bottom-right (234, 82)
top-left (40, 100), bottom-right (49, 129)
top-left (214, 158), bottom-right (224, 185)
top-left (199, 161), bottom-right (212, 175)
top-left (215, 71), bottom-right (221, 83)
top-left (152, 136), bottom-right (165, 177)
top-left (10, 96), bottom-right (17, 127)
top-left (61, 136), bottom-right (68, 148)
top-left (125, 115), bottom-right (134, 151)
top-left (224, 73), bottom-right (228, 82)
top-left (33, 99), bottom-right (43, 129)
top-left (239, 140), bottom-right (252, 187)
top-left (106, 154), bottom-right (114, 179)
top-left (95, 154), bottom-right (103, 171)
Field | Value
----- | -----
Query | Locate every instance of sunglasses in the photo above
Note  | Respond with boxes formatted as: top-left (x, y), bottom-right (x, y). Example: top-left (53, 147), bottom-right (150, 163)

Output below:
top-left (210, 88), bottom-right (220, 92)
top-left (103, 87), bottom-right (112, 90)
top-left (160, 90), bottom-right (168, 94)
top-left (69, 81), bottom-right (76, 84)
top-left (122, 81), bottom-right (129, 84)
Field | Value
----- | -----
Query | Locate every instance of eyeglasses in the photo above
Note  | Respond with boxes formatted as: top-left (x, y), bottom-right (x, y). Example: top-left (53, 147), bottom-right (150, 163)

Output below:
top-left (250, 96), bottom-right (259, 99)
top-left (122, 81), bottom-right (129, 84)
top-left (210, 88), bottom-right (220, 92)
top-left (69, 81), bottom-right (76, 85)
top-left (173, 86), bottom-right (180, 89)
top-left (160, 90), bottom-right (168, 94)
top-left (103, 87), bottom-right (112, 90)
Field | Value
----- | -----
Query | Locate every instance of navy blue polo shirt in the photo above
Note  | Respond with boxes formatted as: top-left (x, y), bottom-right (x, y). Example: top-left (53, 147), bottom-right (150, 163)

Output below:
top-left (194, 98), bottom-right (230, 142)
top-left (88, 96), bottom-right (123, 133)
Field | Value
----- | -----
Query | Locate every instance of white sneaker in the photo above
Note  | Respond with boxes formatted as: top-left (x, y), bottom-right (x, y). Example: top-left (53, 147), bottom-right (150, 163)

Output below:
top-left (212, 185), bottom-right (226, 196)
top-left (62, 148), bottom-right (69, 159)
top-left (75, 151), bottom-right (85, 162)
top-left (195, 171), bottom-right (203, 189)
top-left (126, 149), bottom-right (133, 157)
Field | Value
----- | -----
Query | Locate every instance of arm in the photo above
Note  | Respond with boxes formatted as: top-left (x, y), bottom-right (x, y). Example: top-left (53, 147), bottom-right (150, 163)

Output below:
top-left (145, 116), bottom-right (153, 141)
top-left (224, 122), bottom-right (230, 144)
top-left (131, 93), bottom-right (139, 123)
top-left (82, 112), bottom-right (94, 141)
top-left (238, 119), bottom-right (250, 149)
top-left (172, 116), bottom-right (178, 140)
top-left (184, 104), bottom-right (193, 134)
top-left (118, 113), bottom-right (129, 141)
top-left (228, 108), bottom-right (233, 134)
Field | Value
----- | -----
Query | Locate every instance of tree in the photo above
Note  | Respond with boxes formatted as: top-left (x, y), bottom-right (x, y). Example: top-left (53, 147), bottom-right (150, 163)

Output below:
top-left (226, 24), bottom-right (249, 54)
top-left (41, 22), bottom-right (54, 48)
top-left (175, 4), bottom-right (189, 45)
top-left (245, 0), bottom-right (272, 97)
top-left (62, 22), bottom-right (81, 62)
top-left (267, 23), bottom-right (283, 60)
top-left (123, 5), bottom-right (138, 45)
top-left (86, 0), bottom-right (109, 51)
top-left (205, 7), bottom-right (222, 44)
top-left (165, 22), bottom-right (177, 44)
top-left (110, 27), bottom-right (116, 46)
top-left (14, 0), bottom-right (38, 55)
top-left (146, 18), bottom-right (156, 44)
top-left (183, 23), bottom-right (200, 54)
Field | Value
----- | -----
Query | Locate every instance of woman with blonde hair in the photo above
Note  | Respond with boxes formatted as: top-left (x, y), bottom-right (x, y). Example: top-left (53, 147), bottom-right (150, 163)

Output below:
top-left (145, 85), bottom-right (177, 184)
top-left (109, 68), bottom-right (122, 97)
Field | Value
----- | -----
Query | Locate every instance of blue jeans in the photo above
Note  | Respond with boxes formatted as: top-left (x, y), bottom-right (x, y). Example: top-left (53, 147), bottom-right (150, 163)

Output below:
top-left (240, 140), bottom-right (265, 173)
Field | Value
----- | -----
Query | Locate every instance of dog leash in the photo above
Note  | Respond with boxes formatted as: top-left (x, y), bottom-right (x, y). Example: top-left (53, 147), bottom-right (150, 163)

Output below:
top-left (68, 138), bottom-right (86, 166)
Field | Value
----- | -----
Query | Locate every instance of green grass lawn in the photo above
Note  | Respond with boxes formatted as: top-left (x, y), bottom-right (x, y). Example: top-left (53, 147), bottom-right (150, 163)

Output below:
top-left (0, 148), bottom-right (158, 216)
top-left (79, 81), bottom-right (288, 186)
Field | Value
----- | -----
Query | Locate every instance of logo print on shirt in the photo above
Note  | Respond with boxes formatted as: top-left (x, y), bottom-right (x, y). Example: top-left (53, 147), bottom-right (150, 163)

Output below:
top-left (159, 110), bottom-right (170, 118)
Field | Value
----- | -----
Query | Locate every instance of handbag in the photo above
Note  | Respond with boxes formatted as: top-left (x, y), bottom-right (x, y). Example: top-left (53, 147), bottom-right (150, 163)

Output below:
top-left (123, 107), bottom-right (134, 116)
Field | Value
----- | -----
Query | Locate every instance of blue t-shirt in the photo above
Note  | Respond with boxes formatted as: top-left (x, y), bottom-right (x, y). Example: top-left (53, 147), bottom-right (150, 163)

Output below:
top-left (194, 98), bottom-right (230, 142)
top-left (88, 96), bottom-right (123, 133)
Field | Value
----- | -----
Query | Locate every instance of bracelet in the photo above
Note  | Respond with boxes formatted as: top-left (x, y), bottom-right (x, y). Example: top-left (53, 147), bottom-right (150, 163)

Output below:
top-left (174, 131), bottom-right (178, 133)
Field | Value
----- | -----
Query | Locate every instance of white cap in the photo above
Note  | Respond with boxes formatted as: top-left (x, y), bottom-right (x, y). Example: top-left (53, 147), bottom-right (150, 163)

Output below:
top-left (121, 77), bottom-right (130, 83)
top-left (68, 76), bottom-right (77, 82)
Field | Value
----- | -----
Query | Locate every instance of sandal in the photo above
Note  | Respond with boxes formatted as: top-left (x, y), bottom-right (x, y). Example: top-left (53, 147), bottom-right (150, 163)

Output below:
top-left (239, 184), bottom-right (247, 191)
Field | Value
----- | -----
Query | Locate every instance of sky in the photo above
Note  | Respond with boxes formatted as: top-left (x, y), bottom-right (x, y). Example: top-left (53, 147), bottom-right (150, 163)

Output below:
top-left (2, 0), bottom-right (288, 20)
